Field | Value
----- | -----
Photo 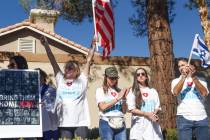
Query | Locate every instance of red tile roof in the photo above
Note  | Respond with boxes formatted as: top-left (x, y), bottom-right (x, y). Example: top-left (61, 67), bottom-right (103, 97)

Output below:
top-left (0, 20), bottom-right (100, 55)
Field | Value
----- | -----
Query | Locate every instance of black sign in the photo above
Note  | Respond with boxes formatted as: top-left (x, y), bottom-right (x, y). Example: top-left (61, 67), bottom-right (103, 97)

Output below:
top-left (0, 70), bottom-right (40, 125)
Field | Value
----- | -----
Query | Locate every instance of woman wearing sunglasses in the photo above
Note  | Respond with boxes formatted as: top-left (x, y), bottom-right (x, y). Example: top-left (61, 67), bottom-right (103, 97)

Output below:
top-left (126, 67), bottom-right (163, 140)
top-left (96, 67), bottom-right (127, 140)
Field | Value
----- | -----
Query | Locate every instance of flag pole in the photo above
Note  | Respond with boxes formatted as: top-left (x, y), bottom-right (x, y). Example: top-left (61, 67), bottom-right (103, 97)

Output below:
top-left (187, 47), bottom-right (193, 66)
top-left (92, 0), bottom-right (99, 51)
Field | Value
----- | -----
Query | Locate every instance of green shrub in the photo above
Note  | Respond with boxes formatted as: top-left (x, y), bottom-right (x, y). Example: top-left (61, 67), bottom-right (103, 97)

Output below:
top-left (164, 128), bottom-right (178, 140)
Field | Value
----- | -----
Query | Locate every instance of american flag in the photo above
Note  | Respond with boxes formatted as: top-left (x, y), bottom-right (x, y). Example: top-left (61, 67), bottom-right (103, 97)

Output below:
top-left (92, 0), bottom-right (115, 57)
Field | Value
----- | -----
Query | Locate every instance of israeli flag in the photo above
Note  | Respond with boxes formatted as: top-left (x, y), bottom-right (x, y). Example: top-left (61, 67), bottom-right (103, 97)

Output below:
top-left (192, 34), bottom-right (210, 68)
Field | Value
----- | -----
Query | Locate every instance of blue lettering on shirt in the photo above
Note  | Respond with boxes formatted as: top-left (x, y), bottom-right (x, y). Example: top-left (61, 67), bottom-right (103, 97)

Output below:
top-left (59, 84), bottom-right (82, 100)
top-left (60, 90), bottom-right (80, 99)
top-left (179, 86), bottom-right (202, 100)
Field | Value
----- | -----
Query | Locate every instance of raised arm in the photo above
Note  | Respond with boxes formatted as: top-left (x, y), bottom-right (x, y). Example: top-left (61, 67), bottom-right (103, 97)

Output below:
top-left (83, 40), bottom-right (96, 77)
top-left (172, 76), bottom-right (186, 96)
top-left (121, 88), bottom-right (129, 114)
top-left (172, 66), bottom-right (188, 96)
top-left (41, 36), bottom-right (61, 76)
top-left (192, 77), bottom-right (208, 96)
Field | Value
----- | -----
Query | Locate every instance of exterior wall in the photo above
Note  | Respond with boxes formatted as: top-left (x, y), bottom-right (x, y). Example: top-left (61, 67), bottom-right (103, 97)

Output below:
top-left (0, 29), bottom-right (81, 55)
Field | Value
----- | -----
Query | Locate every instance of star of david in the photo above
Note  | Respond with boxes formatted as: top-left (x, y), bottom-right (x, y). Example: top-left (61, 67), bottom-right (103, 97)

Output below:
top-left (200, 50), bottom-right (206, 58)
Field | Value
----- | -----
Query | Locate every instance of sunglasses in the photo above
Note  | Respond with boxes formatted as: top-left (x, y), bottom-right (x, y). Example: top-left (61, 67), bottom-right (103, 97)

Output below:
top-left (65, 66), bottom-right (76, 71)
top-left (108, 77), bottom-right (119, 80)
top-left (136, 72), bottom-right (146, 77)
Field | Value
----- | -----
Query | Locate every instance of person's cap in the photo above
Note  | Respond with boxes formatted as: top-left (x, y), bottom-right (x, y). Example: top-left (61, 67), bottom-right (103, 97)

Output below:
top-left (105, 67), bottom-right (118, 78)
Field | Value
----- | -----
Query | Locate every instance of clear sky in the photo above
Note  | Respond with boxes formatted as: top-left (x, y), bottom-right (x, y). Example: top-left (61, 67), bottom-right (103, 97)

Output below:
top-left (0, 0), bottom-right (203, 58)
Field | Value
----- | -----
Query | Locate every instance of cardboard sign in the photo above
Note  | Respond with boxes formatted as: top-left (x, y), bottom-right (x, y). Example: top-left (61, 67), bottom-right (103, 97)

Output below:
top-left (0, 69), bottom-right (42, 138)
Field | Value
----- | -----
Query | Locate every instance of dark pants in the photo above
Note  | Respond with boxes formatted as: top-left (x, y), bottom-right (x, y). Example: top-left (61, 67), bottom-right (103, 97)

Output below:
top-left (43, 130), bottom-right (59, 140)
top-left (59, 127), bottom-right (88, 139)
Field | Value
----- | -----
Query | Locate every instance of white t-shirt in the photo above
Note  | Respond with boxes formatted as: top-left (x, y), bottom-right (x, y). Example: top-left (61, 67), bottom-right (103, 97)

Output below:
top-left (41, 85), bottom-right (58, 132)
top-left (95, 87), bottom-right (124, 121)
top-left (55, 72), bottom-right (90, 127)
top-left (127, 87), bottom-right (163, 140)
top-left (171, 76), bottom-right (209, 120)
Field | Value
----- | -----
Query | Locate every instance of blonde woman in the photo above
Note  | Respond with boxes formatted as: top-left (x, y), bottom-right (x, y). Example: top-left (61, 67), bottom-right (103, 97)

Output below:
top-left (41, 36), bottom-right (96, 139)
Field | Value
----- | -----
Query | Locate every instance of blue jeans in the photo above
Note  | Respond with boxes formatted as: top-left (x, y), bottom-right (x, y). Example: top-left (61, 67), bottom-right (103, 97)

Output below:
top-left (176, 115), bottom-right (209, 140)
top-left (99, 119), bottom-right (127, 140)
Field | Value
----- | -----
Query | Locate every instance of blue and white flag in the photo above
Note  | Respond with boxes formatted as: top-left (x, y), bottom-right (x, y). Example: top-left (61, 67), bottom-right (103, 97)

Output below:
top-left (192, 34), bottom-right (210, 68)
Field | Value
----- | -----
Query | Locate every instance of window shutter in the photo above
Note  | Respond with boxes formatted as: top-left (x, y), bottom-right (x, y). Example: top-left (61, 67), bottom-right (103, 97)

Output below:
top-left (18, 38), bottom-right (36, 53)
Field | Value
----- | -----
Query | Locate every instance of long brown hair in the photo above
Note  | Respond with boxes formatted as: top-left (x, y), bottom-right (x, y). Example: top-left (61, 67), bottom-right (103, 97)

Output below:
top-left (102, 75), bottom-right (120, 94)
top-left (132, 67), bottom-right (149, 109)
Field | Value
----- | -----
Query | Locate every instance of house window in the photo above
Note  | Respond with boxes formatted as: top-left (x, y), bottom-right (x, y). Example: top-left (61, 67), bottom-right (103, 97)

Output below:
top-left (18, 38), bottom-right (36, 53)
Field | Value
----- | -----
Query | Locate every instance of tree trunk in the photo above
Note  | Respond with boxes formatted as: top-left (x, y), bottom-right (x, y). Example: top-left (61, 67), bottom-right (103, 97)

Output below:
top-left (196, 0), bottom-right (210, 51)
top-left (146, 0), bottom-right (176, 129)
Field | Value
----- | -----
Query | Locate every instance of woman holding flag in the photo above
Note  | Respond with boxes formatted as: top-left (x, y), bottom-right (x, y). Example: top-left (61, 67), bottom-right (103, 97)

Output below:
top-left (41, 36), bottom-right (96, 139)
top-left (171, 58), bottom-right (209, 140)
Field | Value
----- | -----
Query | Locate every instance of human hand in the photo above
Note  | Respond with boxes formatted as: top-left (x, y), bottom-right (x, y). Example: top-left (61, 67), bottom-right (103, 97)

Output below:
top-left (91, 37), bottom-right (97, 47)
top-left (145, 112), bottom-right (159, 122)
top-left (124, 88), bottom-right (130, 97)
top-left (180, 66), bottom-right (189, 78)
top-left (40, 101), bottom-right (45, 107)
top-left (86, 37), bottom-right (97, 63)
top-left (154, 108), bottom-right (161, 115)
top-left (40, 36), bottom-right (49, 46)
top-left (117, 88), bottom-right (127, 101)
top-left (188, 65), bottom-right (196, 77)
